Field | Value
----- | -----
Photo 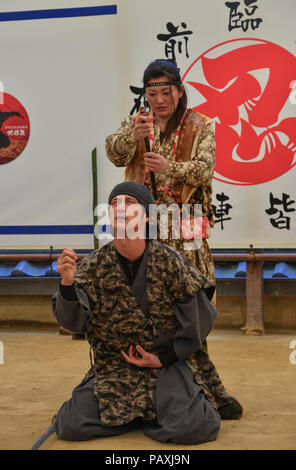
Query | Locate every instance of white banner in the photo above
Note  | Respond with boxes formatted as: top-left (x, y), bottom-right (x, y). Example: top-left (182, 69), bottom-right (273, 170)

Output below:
top-left (0, 0), bottom-right (295, 249)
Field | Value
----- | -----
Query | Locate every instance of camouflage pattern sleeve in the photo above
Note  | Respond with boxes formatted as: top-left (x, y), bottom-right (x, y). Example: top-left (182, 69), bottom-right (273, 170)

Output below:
top-left (164, 121), bottom-right (216, 186)
top-left (162, 243), bottom-right (213, 304)
top-left (73, 251), bottom-right (101, 311)
top-left (105, 116), bottom-right (139, 167)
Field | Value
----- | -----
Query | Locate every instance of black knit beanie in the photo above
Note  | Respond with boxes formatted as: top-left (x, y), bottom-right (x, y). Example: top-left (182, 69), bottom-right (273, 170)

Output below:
top-left (108, 182), bottom-right (156, 215)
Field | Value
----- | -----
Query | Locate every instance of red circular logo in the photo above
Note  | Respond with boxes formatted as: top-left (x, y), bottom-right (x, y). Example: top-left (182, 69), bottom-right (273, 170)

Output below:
top-left (183, 38), bottom-right (296, 185)
top-left (0, 92), bottom-right (30, 165)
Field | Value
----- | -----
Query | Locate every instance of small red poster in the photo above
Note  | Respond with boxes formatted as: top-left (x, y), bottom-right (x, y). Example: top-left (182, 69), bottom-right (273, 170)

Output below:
top-left (0, 92), bottom-right (30, 165)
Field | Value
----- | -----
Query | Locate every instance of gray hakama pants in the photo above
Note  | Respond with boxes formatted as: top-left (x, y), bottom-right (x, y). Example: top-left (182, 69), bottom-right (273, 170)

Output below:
top-left (55, 361), bottom-right (220, 445)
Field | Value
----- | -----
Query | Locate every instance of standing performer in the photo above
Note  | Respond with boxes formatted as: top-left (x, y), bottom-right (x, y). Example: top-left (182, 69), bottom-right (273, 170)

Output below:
top-left (38, 182), bottom-right (221, 446)
top-left (105, 59), bottom-right (242, 419)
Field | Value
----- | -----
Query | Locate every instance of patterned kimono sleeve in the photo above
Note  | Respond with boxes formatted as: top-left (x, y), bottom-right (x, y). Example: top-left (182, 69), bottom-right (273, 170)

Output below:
top-left (164, 121), bottom-right (216, 186)
top-left (105, 116), bottom-right (139, 167)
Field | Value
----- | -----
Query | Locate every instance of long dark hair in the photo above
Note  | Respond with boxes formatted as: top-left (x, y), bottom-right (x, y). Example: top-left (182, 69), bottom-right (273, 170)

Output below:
top-left (143, 59), bottom-right (187, 141)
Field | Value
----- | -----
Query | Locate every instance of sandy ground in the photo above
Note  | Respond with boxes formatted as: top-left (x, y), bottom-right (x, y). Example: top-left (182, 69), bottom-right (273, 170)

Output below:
top-left (0, 326), bottom-right (295, 451)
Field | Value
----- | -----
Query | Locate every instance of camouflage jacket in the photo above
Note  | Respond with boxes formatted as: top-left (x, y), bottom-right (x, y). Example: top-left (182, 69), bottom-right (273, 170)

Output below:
top-left (70, 239), bottom-right (217, 426)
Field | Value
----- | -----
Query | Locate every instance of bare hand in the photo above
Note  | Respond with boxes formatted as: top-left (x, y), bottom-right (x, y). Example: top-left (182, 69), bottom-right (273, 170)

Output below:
top-left (144, 152), bottom-right (168, 173)
top-left (133, 114), bottom-right (152, 141)
top-left (121, 345), bottom-right (162, 368)
top-left (57, 247), bottom-right (78, 286)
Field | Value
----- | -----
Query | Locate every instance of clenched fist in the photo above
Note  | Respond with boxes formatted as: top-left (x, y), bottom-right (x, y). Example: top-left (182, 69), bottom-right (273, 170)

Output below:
top-left (132, 113), bottom-right (153, 141)
top-left (57, 247), bottom-right (78, 286)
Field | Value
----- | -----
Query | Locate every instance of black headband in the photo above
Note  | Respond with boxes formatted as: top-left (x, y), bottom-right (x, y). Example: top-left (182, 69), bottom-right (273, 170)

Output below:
top-left (145, 80), bottom-right (181, 88)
